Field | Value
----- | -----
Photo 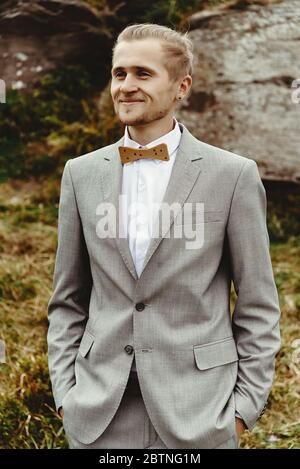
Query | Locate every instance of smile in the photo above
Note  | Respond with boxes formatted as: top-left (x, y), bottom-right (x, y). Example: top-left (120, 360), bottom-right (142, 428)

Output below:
top-left (120, 101), bottom-right (144, 105)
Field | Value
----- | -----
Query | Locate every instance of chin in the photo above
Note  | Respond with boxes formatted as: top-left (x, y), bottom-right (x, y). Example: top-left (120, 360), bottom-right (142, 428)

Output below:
top-left (118, 114), bottom-right (144, 126)
top-left (118, 117), bottom-right (135, 125)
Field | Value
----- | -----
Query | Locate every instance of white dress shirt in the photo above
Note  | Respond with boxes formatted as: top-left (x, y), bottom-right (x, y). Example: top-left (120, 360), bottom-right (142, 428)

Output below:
top-left (121, 117), bottom-right (182, 279)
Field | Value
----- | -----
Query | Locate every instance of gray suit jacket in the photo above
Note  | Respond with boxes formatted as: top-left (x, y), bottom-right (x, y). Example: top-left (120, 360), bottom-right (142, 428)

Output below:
top-left (47, 121), bottom-right (281, 448)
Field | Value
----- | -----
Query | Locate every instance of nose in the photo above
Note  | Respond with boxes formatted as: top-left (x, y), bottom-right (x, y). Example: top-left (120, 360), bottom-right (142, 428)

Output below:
top-left (119, 74), bottom-right (138, 93)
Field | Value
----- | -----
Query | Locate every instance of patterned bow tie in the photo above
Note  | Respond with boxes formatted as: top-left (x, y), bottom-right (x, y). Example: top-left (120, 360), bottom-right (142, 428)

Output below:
top-left (118, 143), bottom-right (170, 164)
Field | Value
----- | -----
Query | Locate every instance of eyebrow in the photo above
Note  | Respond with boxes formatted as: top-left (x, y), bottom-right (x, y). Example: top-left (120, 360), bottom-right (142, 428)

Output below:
top-left (111, 65), bottom-right (156, 75)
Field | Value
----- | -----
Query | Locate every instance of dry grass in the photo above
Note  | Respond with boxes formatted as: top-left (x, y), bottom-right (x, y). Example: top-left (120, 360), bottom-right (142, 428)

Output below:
top-left (0, 177), bottom-right (299, 448)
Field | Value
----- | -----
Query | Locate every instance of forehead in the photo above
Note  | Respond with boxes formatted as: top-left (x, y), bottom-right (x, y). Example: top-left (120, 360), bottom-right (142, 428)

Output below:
top-left (112, 39), bottom-right (166, 71)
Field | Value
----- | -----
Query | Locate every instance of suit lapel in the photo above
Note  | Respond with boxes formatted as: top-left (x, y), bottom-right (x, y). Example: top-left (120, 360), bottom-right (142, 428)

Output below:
top-left (100, 123), bottom-right (204, 281)
top-left (99, 134), bottom-right (139, 280)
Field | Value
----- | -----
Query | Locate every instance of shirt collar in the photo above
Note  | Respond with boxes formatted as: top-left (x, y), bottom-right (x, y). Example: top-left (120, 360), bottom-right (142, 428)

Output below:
top-left (123, 117), bottom-right (182, 164)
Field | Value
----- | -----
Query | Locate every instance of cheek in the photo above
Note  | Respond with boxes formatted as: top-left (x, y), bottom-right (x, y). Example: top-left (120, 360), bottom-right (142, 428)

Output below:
top-left (110, 84), bottom-right (118, 97)
top-left (156, 92), bottom-right (171, 104)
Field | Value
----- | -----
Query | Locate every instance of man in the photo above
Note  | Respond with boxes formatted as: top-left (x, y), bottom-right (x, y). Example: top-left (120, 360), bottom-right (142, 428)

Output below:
top-left (47, 23), bottom-right (281, 449)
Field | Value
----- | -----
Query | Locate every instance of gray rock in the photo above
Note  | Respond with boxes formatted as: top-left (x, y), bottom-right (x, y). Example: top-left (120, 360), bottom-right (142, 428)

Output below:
top-left (176, 0), bottom-right (300, 182)
top-left (0, 0), bottom-right (119, 90)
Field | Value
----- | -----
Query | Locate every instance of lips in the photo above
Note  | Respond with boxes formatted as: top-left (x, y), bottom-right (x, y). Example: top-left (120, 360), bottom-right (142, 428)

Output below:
top-left (120, 99), bottom-right (144, 103)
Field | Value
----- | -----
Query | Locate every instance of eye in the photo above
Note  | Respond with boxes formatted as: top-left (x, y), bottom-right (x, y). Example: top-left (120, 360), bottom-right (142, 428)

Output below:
top-left (113, 70), bottom-right (150, 78)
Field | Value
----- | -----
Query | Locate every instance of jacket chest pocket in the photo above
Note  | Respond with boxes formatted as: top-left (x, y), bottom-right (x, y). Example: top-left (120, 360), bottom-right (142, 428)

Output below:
top-left (174, 209), bottom-right (223, 225)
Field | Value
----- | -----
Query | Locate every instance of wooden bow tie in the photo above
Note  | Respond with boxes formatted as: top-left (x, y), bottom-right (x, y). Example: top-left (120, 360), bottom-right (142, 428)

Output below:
top-left (118, 143), bottom-right (169, 164)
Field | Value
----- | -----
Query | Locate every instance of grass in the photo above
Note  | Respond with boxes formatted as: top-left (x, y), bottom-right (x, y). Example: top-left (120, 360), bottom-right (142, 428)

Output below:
top-left (0, 177), bottom-right (67, 448)
top-left (0, 176), bottom-right (299, 448)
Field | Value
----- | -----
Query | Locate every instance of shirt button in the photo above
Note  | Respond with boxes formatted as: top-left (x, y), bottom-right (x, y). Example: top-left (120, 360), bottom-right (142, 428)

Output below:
top-left (135, 302), bottom-right (145, 311)
top-left (124, 345), bottom-right (134, 355)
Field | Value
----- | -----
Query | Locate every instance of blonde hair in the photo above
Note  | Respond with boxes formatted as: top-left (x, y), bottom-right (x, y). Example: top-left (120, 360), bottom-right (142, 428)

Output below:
top-left (112, 23), bottom-right (194, 83)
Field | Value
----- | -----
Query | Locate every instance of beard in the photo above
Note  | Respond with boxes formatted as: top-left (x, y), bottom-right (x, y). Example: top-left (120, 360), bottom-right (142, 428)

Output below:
top-left (116, 103), bottom-right (171, 127)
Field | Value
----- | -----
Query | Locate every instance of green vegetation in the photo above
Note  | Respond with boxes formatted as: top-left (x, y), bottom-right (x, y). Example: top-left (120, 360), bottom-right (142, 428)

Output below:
top-left (0, 65), bottom-right (123, 183)
top-left (267, 188), bottom-right (300, 243)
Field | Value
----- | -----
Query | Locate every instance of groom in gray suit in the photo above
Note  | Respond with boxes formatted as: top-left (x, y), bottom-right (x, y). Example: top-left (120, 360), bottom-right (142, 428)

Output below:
top-left (47, 23), bottom-right (281, 449)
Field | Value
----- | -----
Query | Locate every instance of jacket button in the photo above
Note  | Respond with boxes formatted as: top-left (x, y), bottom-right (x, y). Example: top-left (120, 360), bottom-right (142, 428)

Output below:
top-left (135, 302), bottom-right (145, 311)
top-left (124, 345), bottom-right (134, 355)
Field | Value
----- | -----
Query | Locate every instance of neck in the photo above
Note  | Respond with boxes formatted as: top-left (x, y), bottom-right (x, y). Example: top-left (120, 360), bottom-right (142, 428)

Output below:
top-left (127, 115), bottom-right (175, 146)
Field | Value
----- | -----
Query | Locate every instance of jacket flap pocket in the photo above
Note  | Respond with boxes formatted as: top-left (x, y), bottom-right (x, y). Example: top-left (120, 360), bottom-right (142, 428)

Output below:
top-left (78, 330), bottom-right (95, 357)
top-left (193, 337), bottom-right (238, 370)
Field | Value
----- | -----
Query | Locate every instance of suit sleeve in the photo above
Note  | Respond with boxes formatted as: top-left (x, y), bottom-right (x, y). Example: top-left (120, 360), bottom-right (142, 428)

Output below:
top-left (47, 159), bottom-right (93, 412)
top-left (226, 159), bottom-right (281, 431)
